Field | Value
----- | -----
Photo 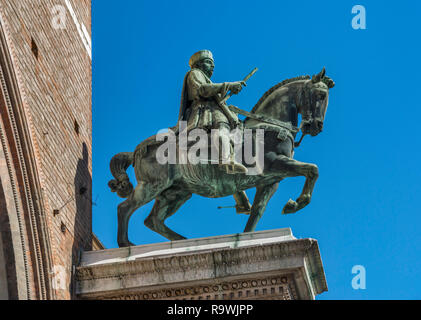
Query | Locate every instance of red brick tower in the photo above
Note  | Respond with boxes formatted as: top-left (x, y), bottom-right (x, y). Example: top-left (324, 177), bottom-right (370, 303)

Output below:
top-left (0, 1), bottom-right (91, 299)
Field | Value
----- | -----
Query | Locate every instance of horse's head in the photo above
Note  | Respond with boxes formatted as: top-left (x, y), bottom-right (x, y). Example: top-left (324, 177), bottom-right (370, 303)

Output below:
top-left (300, 67), bottom-right (335, 137)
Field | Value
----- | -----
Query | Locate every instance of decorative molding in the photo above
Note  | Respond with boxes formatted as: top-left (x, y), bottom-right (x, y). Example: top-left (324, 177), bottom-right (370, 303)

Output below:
top-left (0, 12), bottom-right (54, 300)
top-left (95, 275), bottom-right (296, 300)
top-left (77, 240), bottom-right (316, 281)
top-left (76, 231), bottom-right (327, 300)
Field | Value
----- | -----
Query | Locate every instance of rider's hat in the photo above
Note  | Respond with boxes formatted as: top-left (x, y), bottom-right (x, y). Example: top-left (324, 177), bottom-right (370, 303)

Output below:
top-left (189, 50), bottom-right (214, 68)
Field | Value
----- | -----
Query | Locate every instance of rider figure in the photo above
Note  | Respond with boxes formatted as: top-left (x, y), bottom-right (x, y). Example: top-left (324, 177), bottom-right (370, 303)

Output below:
top-left (178, 49), bottom-right (248, 174)
top-left (178, 50), bottom-right (251, 213)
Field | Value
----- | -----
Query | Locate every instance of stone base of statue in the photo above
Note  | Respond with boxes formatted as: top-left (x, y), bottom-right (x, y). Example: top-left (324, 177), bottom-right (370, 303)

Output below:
top-left (75, 228), bottom-right (327, 300)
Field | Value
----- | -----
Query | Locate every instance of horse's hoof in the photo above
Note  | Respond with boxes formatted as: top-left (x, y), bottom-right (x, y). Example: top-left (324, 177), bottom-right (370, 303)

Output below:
top-left (282, 199), bottom-right (297, 214)
top-left (118, 240), bottom-right (135, 248)
top-left (171, 235), bottom-right (187, 241)
top-left (236, 205), bottom-right (251, 215)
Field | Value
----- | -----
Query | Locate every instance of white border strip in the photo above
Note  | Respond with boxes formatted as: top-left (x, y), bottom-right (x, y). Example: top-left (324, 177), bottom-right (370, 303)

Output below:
top-left (64, 0), bottom-right (91, 60)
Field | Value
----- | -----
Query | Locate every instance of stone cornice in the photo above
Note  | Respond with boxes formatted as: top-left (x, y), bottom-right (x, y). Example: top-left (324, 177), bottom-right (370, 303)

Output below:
top-left (77, 239), bottom-right (313, 281)
top-left (76, 230), bottom-right (327, 300)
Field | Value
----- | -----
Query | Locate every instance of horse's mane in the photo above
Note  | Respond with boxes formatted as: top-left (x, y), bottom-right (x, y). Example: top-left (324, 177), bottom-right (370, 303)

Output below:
top-left (251, 75), bottom-right (310, 113)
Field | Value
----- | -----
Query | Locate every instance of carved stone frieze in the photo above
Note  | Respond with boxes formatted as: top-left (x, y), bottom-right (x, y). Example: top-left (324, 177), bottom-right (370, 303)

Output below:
top-left (76, 229), bottom-right (327, 300)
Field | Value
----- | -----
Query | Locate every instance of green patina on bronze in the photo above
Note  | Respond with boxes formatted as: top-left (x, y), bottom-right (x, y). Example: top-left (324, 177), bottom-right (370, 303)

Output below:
top-left (108, 50), bottom-right (335, 247)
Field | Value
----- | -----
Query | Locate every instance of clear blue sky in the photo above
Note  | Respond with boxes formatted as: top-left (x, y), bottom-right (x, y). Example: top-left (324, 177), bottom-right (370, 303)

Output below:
top-left (92, 0), bottom-right (421, 299)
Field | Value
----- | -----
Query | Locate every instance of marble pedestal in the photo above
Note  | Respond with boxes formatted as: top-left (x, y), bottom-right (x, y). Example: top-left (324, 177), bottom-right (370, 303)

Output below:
top-left (76, 228), bottom-right (327, 300)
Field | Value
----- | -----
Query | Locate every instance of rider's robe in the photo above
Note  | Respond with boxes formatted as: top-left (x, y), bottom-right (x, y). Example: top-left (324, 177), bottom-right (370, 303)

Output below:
top-left (178, 68), bottom-right (234, 131)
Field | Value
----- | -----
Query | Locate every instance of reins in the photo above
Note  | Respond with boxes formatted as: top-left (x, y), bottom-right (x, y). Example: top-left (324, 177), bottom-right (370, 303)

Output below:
top-left (228, 105), bottom-right (299, 133)
top-left (227, 105), bottom-right (307, 148)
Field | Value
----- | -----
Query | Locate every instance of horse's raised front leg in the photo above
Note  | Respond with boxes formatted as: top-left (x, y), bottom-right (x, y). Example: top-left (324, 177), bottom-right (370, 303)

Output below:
top-left (243, 183), bottom-right (279, 232)
top-left (268, 154), bottom-right (319, 214)
top-left (144, 187), bottom-right (192, 241)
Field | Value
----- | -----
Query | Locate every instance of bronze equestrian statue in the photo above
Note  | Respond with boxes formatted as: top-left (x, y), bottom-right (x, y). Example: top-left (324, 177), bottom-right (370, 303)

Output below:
top-left (108, 50), bottom-right (335, 247)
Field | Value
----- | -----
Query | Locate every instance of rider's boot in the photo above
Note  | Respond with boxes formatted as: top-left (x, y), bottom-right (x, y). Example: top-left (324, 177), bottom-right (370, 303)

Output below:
top-left (214, 123), bottom-right (248, 174)
top-left (218, 155), bottom-right (248, 174)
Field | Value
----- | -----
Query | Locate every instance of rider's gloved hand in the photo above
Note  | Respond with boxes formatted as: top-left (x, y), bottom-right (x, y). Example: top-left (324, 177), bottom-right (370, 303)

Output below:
top-left (229, 81), bottom-right (246, 94)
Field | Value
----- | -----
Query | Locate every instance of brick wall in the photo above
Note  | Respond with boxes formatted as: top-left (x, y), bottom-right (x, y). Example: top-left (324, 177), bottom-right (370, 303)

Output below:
top-left (0, 0), bottom-right (91, 299)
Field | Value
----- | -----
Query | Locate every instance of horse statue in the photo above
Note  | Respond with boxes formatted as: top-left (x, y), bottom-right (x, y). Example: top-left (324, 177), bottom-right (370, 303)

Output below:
top-left (108, 67), bottom-right (335, 247)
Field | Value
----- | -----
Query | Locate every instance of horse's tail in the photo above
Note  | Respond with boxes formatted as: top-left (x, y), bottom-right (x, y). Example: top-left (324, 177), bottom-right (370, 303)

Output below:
top-left (108, 152), bottom-right (134, 198)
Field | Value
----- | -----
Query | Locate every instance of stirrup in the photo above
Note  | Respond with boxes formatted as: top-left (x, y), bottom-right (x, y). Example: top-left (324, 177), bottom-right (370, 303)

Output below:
top-left (235, 205), bottom-right (251, 215)
top-left (219, 161), bottom-right (248, 174)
